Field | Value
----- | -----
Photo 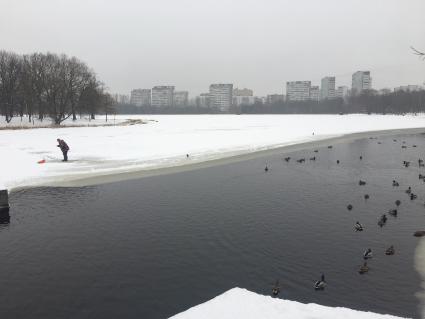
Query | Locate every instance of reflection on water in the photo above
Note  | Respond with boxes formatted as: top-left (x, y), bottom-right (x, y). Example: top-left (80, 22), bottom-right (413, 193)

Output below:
top-left (1, 133), bottom-right (425, 319)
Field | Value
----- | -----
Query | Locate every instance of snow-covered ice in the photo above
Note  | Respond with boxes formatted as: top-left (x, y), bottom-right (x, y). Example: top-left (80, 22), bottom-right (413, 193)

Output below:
top-left (169, 288), bottom-right (408, 319)
top-left (2, 114), bottom-right (425, 190)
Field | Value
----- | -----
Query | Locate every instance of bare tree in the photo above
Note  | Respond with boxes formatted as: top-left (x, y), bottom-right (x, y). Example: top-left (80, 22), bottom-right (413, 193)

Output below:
top-left (411, 46), bottom-right (425, 60)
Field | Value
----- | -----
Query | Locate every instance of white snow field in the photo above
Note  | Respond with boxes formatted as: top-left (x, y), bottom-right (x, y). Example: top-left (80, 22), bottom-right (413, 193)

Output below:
top-left (169, 288), bottom-right (408, 319)
top-left (2, 114), bottom-right (425, 190)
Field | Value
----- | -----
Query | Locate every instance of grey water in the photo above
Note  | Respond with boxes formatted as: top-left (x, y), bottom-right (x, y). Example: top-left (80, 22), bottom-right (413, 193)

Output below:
top-left (1, 134), bottom-right (425, 319)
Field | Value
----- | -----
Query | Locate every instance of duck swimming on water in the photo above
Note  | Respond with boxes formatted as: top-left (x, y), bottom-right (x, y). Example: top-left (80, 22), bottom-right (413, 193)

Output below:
top-left (359, 262), bottom-right (369, 274)
top-left (272, 280), bottom-right (281, 296)
top-left (347, 204), bottom-right (353, 211)
top-left (363, 248), bottom-right (373, 260)
top-left (364, 194), bottom-right (369, 200)
top-left (392, 180), bottom-right (399, 187)
top-left (264, 166), bottom-right (269, 172)
top-left (314, 274), bottom-right (326, 290)
top-left (388, 209), bottom-right (397, 217)
top-left (385, 245), bottom-right (395, 255)
top-left (378, 214), bottom-right (387, 227)
top-left (359, 180), bottom-right (366, 186)
top-left (395, 200), bottom-right (401, 207)
top-left (355, 221), bottom-right (364, 231)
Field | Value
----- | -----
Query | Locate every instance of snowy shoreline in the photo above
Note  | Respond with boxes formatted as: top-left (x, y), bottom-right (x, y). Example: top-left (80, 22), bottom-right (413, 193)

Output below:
top-left (2, 114), bottom-right (425, 191)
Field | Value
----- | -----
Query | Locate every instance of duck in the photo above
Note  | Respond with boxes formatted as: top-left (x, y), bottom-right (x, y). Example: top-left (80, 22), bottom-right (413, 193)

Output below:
top-left (359, 262), bottom-right (369, 274)
top-left (265, 166), bottom-right (269, 172)
top-left (186, 154), bottom-right (190, 158)
top-left (388, 209), bottom-right (398, 217)
top-left (314, 274), bottom-right (326, 290)
top-left (284, 157), bottom-right (291, 162)
top-left (364, 194), bottom-right (370, 200)
top-left (378, 214), bottom-right (387, 227)
top-left (355, 222), bottom-right (364, 231)
top-left (413, 145), bottom-right (418, 148)
top-left (385, 245), bottom-right (395, 255)
top-left (403, 161), bottom-right (410, 167)
top-left (347, 204), bottom-right (353, 211)
top-left (359, 180), bottom-right (366, 186)
top-left (410, 193), bottom-right (417, 200)
top-left (402, 145), bottom-right (407, 149)
top-left (392, 180), bottom-right (399, 187)
top-left (405, 186), bottom-right (412, 194)
top-left (336, 160), bottom-right (340, 164)
top-left (360, 156), bottom-right (363, 160)
top-left (363, 248), bottom-right (373, 260)
top-left (272, 280), bottom-right (281, 296)
top-left (395, 200), bottom-right (401, 207)
top-left (328, 145), bottom-right (333, 149)
top-left (310, 157), bottom-right (316, 161)
top-left (314, 150), bottom-right (319, 153)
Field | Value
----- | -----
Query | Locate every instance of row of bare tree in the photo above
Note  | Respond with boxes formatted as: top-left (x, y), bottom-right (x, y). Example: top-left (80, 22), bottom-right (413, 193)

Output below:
top-left (0, 51), bottom-right (113, 124)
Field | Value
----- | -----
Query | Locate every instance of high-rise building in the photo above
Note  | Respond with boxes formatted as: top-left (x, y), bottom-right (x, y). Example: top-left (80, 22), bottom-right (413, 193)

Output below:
top-left (173, 91), bottom-right (189, 107)
top-left (130, 89), bottom-right (151, 106)
top-left (352, 71), bottom-right (371, 95)
top-left (286, 81), bottom-right (311, 101)
top-left (266, 94), bottom-right (285, 104)
top-left (113, 94), bottom-right (130, 104)
top-left (321, 76), bottom-right (336, 100)
top-left (209, 84), bottom-right (233, 111)
top-left (335, 86), bottom-right (349, 99)
top-left (309, 86), bottom-right (320, 101)
top-left (151, 86), bottom-right (174, 107)
top-left (233, 88), bottom-right (253, 97)
top-left (196, 93), bottom-right (211, 108)
top-left (233, 87), bottom-right (254, 106)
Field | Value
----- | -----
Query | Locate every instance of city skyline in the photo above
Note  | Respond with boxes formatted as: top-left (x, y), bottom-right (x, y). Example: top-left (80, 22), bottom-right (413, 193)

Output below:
top-left (1, 0), bottom-right (424, 96)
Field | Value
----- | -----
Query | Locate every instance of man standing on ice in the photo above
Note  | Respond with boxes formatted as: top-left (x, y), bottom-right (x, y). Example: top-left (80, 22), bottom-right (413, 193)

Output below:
top-left (57, 138), bottom-right (70, 162)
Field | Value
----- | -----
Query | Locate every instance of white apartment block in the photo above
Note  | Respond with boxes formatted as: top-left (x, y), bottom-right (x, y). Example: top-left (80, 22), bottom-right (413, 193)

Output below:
top-left (394, 85), bottom-right (423, 92)
top-left (151, 86), bottom-right (174, 107)
top-left (335, 86), bottom-right (349, 98)
top-left (233, 95), bottom-right (255, 106)
top-left (321, 76), bottom-right (336, 100)
top-left (233, 88), bottom-right (253, 97)
top-left (130, 89), bottom-right (151, 106)
top-left (286, 81), bottom-right (311, 101)
top-left (209, 84), bottom-right (233, 111)
top-left (173, 91), bottom-right (189, 107)
top-left (352, 71), bottom-right (371, 95)
top-left (310, 86), bottom-right (320, 101)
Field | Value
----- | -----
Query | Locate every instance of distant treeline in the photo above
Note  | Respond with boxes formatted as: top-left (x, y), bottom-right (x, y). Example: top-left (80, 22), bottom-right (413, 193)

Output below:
top-left (114, 89), bottom-right (425, 115)
top-left (242, 90), bottom-right (425, 115)
top-left (0, 50), bottom-right (113, 124)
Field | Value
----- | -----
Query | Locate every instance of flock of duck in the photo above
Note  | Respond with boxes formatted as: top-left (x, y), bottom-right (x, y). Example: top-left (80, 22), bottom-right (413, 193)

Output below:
top-left (270, 136), bottom-right (424, 297)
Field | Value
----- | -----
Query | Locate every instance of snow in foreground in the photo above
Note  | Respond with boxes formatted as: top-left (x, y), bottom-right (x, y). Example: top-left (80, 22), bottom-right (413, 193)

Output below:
top-left (1, 114), bottom-right (425, 190)
top-left (169, 288), bottom-right (407, 319)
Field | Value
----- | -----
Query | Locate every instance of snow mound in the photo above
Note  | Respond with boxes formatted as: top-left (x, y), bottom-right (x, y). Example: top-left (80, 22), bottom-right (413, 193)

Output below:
top-left (170, 288), bottom-right (408, 319)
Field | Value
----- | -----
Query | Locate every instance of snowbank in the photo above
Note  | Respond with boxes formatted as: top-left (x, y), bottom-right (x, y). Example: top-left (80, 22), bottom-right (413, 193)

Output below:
top-left (1, 114), bottom-right (425, 190)
top-left (170, 288), bottom-right (407, 319)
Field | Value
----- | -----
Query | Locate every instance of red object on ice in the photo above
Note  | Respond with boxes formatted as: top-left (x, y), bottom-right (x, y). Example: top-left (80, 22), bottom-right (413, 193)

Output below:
top-left (37, 159), bottom-right (46, 164)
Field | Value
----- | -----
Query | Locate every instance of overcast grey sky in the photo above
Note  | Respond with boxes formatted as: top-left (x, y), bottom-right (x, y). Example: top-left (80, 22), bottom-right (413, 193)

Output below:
top-left (1, 0), bottom-right (424, 96)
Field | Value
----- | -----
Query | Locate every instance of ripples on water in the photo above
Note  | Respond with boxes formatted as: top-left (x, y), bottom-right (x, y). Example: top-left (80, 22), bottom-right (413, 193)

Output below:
top-left (1, 134), bottom-right (425, 318)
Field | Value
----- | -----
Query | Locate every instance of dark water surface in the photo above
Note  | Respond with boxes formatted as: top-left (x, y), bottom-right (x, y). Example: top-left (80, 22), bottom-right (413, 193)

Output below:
top-left (1, 134), bottom-right (425, 318)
